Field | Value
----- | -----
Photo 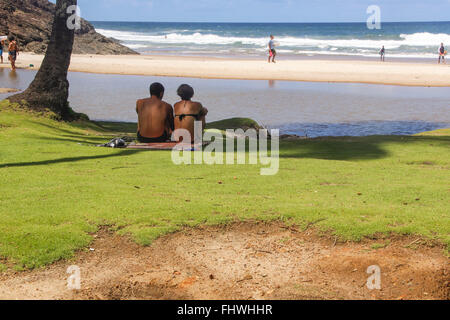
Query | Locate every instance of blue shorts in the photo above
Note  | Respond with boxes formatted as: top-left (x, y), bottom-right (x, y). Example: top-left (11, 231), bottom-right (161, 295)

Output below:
top-left (8, 51), bottom-right (16, 61)
top-left (0, 48), bottom-right (3, 56)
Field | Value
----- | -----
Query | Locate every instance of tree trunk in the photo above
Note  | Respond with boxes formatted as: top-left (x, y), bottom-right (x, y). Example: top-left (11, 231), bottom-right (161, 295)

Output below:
top-left (9, 0), bottom-right (80, 121)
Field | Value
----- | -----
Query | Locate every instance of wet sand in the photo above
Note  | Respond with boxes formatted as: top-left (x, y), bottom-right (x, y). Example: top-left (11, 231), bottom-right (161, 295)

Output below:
top-left (2, 53), bottom-right (450, 87)
top-left (0, 88), bottom-right (19, 94)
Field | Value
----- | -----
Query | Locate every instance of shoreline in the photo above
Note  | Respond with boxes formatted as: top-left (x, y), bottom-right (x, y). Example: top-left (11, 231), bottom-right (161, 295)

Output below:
top-left (0, 88), bottom-right (20, 94)
top-left (136, 51), bottom-right (440, 64)
top-left (1, 52), bottom-right (450, 87)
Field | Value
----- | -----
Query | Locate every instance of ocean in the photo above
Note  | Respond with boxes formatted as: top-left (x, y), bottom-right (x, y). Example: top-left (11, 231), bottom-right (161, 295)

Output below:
top-left (92, 21), bottom-right (450, 59)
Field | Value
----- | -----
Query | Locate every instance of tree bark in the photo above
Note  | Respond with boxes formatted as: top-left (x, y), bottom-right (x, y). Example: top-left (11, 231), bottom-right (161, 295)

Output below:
top-left (9, 0), bottom-right (80, 121)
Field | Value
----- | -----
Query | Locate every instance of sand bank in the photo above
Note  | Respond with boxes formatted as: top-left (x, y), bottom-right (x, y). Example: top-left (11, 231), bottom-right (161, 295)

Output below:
top-left (0, 88), bottom-right (20, 94)
top-left (2, 53), bottom-right (450, 87)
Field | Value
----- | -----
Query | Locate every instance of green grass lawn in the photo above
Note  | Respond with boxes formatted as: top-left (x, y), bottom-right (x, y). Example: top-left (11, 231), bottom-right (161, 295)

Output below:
top-left (1, 100), bottom-right (449, 270)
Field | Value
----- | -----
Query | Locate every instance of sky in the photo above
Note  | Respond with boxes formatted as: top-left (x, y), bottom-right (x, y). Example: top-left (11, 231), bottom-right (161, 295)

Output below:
top-left (51, 0), bottom-right (450, 23)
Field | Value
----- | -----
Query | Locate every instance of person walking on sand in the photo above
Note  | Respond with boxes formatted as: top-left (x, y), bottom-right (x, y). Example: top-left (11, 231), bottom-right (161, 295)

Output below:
top-left (8, 36), bottom-right (19, 70)
top-left (438, 43), bottom-right (446, 64)
top-left (380, 46), bottom-right (385, 62)
top-left (268, 35), bottom-right (277, 63)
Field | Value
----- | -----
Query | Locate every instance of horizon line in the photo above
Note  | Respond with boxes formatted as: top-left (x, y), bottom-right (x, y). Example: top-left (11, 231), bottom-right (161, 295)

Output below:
top-left (89, 20), bottom-right (450, 24)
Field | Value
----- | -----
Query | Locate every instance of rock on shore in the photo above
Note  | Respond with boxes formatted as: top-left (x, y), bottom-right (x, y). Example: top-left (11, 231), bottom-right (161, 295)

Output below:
top-left (0, 0), bottom-right (137, 55)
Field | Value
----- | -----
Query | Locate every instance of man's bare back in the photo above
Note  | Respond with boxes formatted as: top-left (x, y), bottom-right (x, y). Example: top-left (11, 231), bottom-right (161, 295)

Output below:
top-left (136, 83), bottom-right (174, 142)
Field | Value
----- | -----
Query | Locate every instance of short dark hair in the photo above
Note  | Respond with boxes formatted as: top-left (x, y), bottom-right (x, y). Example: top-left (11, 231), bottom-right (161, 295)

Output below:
top-left (8, 36), bottom-right (15, 41)
top-left (150, 82), bottom-right (164, 97)
top-left (177, 84), bottom-right (194, 100)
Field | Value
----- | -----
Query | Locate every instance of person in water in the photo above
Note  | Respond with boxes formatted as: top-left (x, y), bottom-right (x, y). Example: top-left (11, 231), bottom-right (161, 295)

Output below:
top-left (438, 43), bottom-right (446, 64)
top-left (268, 35), bottom-right (276, 63)
top-left (136, 82), bottom-right (174, 143)
top-left (7, 36), bottom-right (19, 70)
top-left (174, 84), bottom-right (208, 143)
top-left (380, 46), bottom-right (385, 62)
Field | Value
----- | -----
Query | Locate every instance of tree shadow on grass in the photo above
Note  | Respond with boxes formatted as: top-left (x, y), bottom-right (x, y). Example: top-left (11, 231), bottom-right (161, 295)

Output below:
top-left (93, 121), bottom-right (138, 134)
top-left (0, 149), bottom-right (143, 169)
top-left (27, 120), bottom-right (134, 139)
top-left (24, 120), bottom-right (136, 145)
top-left (35, 135), bottom-right (111, 145)
top-left (27, 120), bottom-right (88, 136)
top-left (279, 135), bottom-right (450, 161)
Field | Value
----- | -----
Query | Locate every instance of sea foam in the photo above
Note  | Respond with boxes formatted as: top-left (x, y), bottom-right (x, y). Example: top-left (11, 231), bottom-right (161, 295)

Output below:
top-left (96, 27), bottom-right (450, 58)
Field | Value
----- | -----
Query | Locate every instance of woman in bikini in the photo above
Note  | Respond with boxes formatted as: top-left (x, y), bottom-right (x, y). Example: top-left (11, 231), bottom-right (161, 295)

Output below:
top-left (173, 84), bottom-right (208, 143)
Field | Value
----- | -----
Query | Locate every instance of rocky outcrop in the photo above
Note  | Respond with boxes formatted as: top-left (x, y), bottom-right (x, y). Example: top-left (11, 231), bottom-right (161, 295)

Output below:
top-left (0, 0), bottom-right (137, 55)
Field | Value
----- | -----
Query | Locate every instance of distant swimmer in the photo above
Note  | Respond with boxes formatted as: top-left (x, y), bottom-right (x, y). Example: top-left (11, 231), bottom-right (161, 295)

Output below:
top-left (438, 43), bottom-right (446, 64)
top-left (380, 46), bottom-right (385, 62)
top-left (268, 35), bottom-right (277, 63)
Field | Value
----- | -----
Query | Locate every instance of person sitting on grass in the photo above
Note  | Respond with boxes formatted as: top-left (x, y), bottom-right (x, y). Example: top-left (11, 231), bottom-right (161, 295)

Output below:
top-left (136, 82), bottom-right (174, 143)
top-left (174, 84), bottom-right (208, 143)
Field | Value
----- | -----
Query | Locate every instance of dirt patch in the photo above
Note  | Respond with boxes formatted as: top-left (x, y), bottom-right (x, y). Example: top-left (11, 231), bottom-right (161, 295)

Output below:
top-left (0, 222), bottom-right (448, 300)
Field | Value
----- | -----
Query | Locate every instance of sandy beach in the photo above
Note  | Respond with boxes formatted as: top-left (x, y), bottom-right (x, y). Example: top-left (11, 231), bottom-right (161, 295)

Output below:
top-left (2, 52), bottom-right (450, 87)
top-left (0, 88), bottom-right (20, 94)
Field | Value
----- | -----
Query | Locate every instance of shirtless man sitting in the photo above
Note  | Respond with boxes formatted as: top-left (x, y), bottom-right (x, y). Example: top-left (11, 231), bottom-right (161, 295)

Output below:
top-left (174, 84), bottom-right (208, 143)
top-left (136, 82), bottom-right (174, 143)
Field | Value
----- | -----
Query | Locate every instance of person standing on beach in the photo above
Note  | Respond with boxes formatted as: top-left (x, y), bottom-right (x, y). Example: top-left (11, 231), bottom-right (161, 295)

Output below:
top-left (380, 46), bottom-right (385, 62)
top-left (0, 39), bottom-right (4, 64)
top-left (7, 36), bottom-right (19, 70)
top-left (268, 35), bottom-right (276, 63)
top-left (438, 43), bottom-right (446, 64)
